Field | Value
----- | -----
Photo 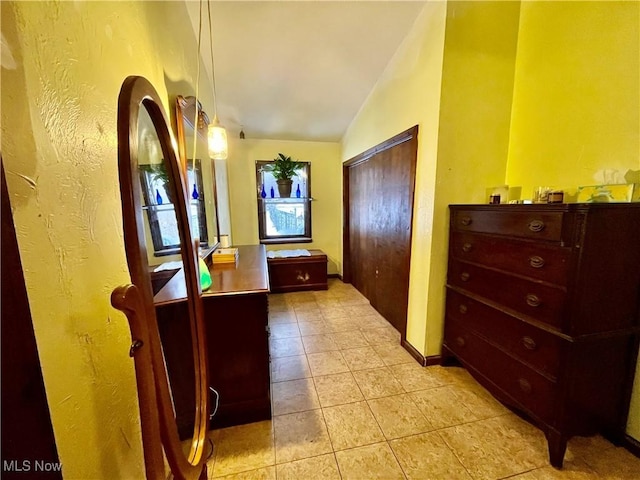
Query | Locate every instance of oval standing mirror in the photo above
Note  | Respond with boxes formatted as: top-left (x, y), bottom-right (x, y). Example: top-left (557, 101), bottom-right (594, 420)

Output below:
top-left (111, 76), bottom-right (208, 480)
top-left (175, 95), bottom-right (220, 258)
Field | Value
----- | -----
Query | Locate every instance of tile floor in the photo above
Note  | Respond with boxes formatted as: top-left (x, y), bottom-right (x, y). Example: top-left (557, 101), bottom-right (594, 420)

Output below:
top-left (206, 279), bottom-right (640, 479)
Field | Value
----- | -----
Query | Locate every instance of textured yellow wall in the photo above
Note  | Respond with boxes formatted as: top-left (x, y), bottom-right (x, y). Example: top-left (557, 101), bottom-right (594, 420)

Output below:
top-left (226, 137), bottom-right (342, 274)
top-left (506, 1), bottom-right (640, 197)
top-left (1, 1), bottom-right (216, 477)
top-left (341, 1), bottom-right (447, 355)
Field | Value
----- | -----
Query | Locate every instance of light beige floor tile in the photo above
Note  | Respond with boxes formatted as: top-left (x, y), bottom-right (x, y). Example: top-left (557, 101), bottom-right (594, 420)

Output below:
top-left (334, 442), bottom-right (405, 480)
top-left (352, 366), bottom-right (405, 399)
top-left (453, 378), bottom-right (510, 419)
top-left (268, 311), bottom-right (296, 325)
top-left (372, 343), bottom-right (414, 366)
top-left (295, 310), bottom-right (325, 323)
top-left (325, 316), bottom-right (361, 333)
top-left (211, 466), bottom-right (276, 480)
top-left (582, 445), bottom-right (640, 479)
top-left (273, 410), bottom-right (333, 464)
top-left (338, 295), bottom-right (370, 306)
top-left (272, 378), bottom-right (320, 416)
top-left (331, 330), bottom-right (369, 349)
top-left (297, 320), bottom-right (331, 336)
top-left (301, 334), bottom-right (339, 354)
top-left (275, 453), bottom-right (341, 480)
top-left (389, 431), bottom-right (472, 480)
top-left (293, 304), bottom-right (321, 315)
top-left (270, 323), bottom-right (300, 339)
top-left (344, 304), bottom-right (379, 317)
top-left (439, 414), bottom-right (548, 479)
top-left (319, 306), bottom-right (350, 319)
top-left (509, 458), bottom-right (600, 479)
top-left (323, 401), bottom-right (385, 450)
top-left (271, 355), bottom-right (311, 383)
top-left (367, 394), bottom-right (433, 439)
top-left (270, 337), bottom-right (305, 358)
top-left (313, 372), bottom-right (364, 407)
top-left (389, 362), bottom-right (450, 392)
top-left (341, 346), bottom-right (385, 371)
top-left (359, 314), bottom-right (393, 329)
top-left (361, 327), bottom-right (400, 345)
top-left (306, 351), bottom-right (349, 376)
top-left (314, 297), bottom-right (343, 309)
top-left (210, 421), bottom-right (275, 477)
top-left (565, 434), bottom-right (616, 460)
top-left (410, 385), bottom-right (480, 429)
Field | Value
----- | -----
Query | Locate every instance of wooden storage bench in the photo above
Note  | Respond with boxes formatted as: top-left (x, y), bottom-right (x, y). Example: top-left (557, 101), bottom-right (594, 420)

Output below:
top-left (267, 249), bottom-right (328, 293)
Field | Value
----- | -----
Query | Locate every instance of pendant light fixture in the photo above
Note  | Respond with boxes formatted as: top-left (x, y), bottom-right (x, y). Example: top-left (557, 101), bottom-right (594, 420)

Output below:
top-left (205, 0), bottom-right (228, 160)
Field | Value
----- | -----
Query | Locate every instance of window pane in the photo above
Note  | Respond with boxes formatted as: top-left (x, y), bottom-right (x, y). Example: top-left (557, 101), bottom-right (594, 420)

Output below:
top-left (157, 207), bottom-right (180, 247)
top-left (265, 201), bottom-right (306, 236)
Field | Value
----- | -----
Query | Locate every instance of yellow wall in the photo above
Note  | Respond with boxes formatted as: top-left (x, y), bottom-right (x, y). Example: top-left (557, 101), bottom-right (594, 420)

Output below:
top-left (506, 1), bottom-right (640, 197)
top-left (1, 1), bottom-right (218, 477)
top-left (226, 137), bottom-right (342, 274)
top-left (342, 1), bottom-right (448, 355)
top-left (507, 0), bottom-right (640, 441)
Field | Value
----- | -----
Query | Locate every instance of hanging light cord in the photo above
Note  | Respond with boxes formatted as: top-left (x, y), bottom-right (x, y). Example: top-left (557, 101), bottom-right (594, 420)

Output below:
top-left (206, 0), bottom-right (219, 121)
top-left (192, 0), bottom-right (203, 170)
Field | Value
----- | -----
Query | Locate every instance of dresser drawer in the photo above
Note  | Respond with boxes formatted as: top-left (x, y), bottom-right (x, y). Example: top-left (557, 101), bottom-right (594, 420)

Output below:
top-left (448, 260), bottom-right (566, 329)
top-left (444, 320), bottom-right (557, 423)
top-left (452, 209), bottom-right (565, 242)
top-left (446, 289), bottom-right (564, 378)
top-left (450, 232), bottom-right (571, 286)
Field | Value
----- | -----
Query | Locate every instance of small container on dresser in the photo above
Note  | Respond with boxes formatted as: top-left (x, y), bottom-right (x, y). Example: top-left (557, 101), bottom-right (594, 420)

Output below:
top-left (442, 203), bottom-right (640, 468)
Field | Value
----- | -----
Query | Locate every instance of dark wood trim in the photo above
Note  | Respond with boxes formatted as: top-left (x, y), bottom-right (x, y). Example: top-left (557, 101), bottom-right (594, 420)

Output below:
top-left (425, 355), bottom-right (443, 366)
top-left (623, 433), bottom-right (640, 459)
top-left (401, 338), bottom-right (426, 366)
top-left (343, 127), bottom-right (418, 169)
top-left (328, 273), bottom-right (341, 279)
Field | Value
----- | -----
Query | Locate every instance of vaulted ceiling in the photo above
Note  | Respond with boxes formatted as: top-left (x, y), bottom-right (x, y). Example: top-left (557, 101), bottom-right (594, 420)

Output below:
top-left (185, 1), bottom-right (426, 142)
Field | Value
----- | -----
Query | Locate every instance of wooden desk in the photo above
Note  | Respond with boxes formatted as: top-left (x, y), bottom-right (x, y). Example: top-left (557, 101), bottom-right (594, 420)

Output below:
top-left (154, 245), bottom-right (272, 434)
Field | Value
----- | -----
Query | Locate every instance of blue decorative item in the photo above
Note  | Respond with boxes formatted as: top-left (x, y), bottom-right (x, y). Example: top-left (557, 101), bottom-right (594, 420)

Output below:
top-left (270, 186), bottom-right (275, 198)
top-left (260, 184), bottom-right (267, 198)
top-left (192, 183), bottom-right (199, 200)
top-left (156, 189), bottom-right (163, 205)
top-left (296, 184), bottom-right (301, 198)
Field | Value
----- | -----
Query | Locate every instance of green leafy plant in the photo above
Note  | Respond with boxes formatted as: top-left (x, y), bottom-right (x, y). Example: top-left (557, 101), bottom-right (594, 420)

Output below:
top-left (265, 153), bottom-right (304, 181)
top-left (140, 164), bottom-right (169, 186)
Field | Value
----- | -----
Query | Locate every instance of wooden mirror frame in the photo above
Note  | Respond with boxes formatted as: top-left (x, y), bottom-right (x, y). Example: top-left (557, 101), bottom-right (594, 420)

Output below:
top-left (111, 76), bottom-right (209, 480)
top-left (175, 95), bottom-right (221, 254)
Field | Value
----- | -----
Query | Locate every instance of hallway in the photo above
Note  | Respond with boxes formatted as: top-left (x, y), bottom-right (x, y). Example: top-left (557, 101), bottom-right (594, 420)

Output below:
top-left (205, 280), bottom-right (639, 479)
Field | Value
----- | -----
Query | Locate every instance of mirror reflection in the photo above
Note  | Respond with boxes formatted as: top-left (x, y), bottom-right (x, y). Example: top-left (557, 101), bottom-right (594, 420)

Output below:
top-left (176, 95), bottom-right (220, 258)
top-left (137, 104), bottom-right (197, 452)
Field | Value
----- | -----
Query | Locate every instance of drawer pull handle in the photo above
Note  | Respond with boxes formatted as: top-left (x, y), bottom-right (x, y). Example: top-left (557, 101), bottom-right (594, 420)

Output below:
top-left (455, 336), bottom-right (466, 347)
top-left (528, 219), bottom-right (545, 232)
top-left (518, 378), bottom-right (532, 394)
top-left (529, 255), bottom-right (545, 268)
top-left (296, 272), bottom-right (310, 282)
top-left (459, 304), bottom-right (468, 314)
top-left (460, 216), bottom-right (472, 227)
top-left (460, 272), bottom-right (470, 282)
top-left (526, 294), bottom-right (541, 307)
top-left (462, 243), bottom-right (473, 253)
top-left (521, 336), bottom-right (537, 350)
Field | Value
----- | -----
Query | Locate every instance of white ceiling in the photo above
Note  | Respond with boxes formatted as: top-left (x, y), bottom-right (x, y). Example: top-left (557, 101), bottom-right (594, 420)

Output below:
top-left (185, 1), bottom-right (426, 142)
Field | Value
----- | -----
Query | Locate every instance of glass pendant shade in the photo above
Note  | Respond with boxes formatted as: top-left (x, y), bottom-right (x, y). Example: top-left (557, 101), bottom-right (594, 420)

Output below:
top-left (208, 117), bottom-right (228, 160)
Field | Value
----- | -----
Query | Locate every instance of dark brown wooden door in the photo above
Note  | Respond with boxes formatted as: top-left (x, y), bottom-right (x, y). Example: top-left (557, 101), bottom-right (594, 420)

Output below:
top-left (1, 163), bottom-right (61, 478)
top-left (343, 127), bottom-right (418, 338)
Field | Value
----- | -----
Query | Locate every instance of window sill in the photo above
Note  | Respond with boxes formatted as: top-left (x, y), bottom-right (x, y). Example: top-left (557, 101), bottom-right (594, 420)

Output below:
top-left (260, 237), bottom-right (312, 245)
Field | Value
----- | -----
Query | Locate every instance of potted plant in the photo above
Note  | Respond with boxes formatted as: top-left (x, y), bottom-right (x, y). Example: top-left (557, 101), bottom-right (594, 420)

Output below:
top-left (265, 153), bottom-right (304, 198)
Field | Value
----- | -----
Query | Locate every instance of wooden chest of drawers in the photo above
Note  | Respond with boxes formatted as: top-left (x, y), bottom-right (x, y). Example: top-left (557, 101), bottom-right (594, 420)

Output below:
top-left (443, 204), bottom-right (640, 468)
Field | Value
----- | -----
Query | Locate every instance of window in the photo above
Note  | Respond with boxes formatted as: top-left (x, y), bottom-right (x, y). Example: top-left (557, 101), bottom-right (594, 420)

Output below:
top-left (256, 160), bottom-right (312, 243)
top-left (139, 159), bottom-right (208, 256)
